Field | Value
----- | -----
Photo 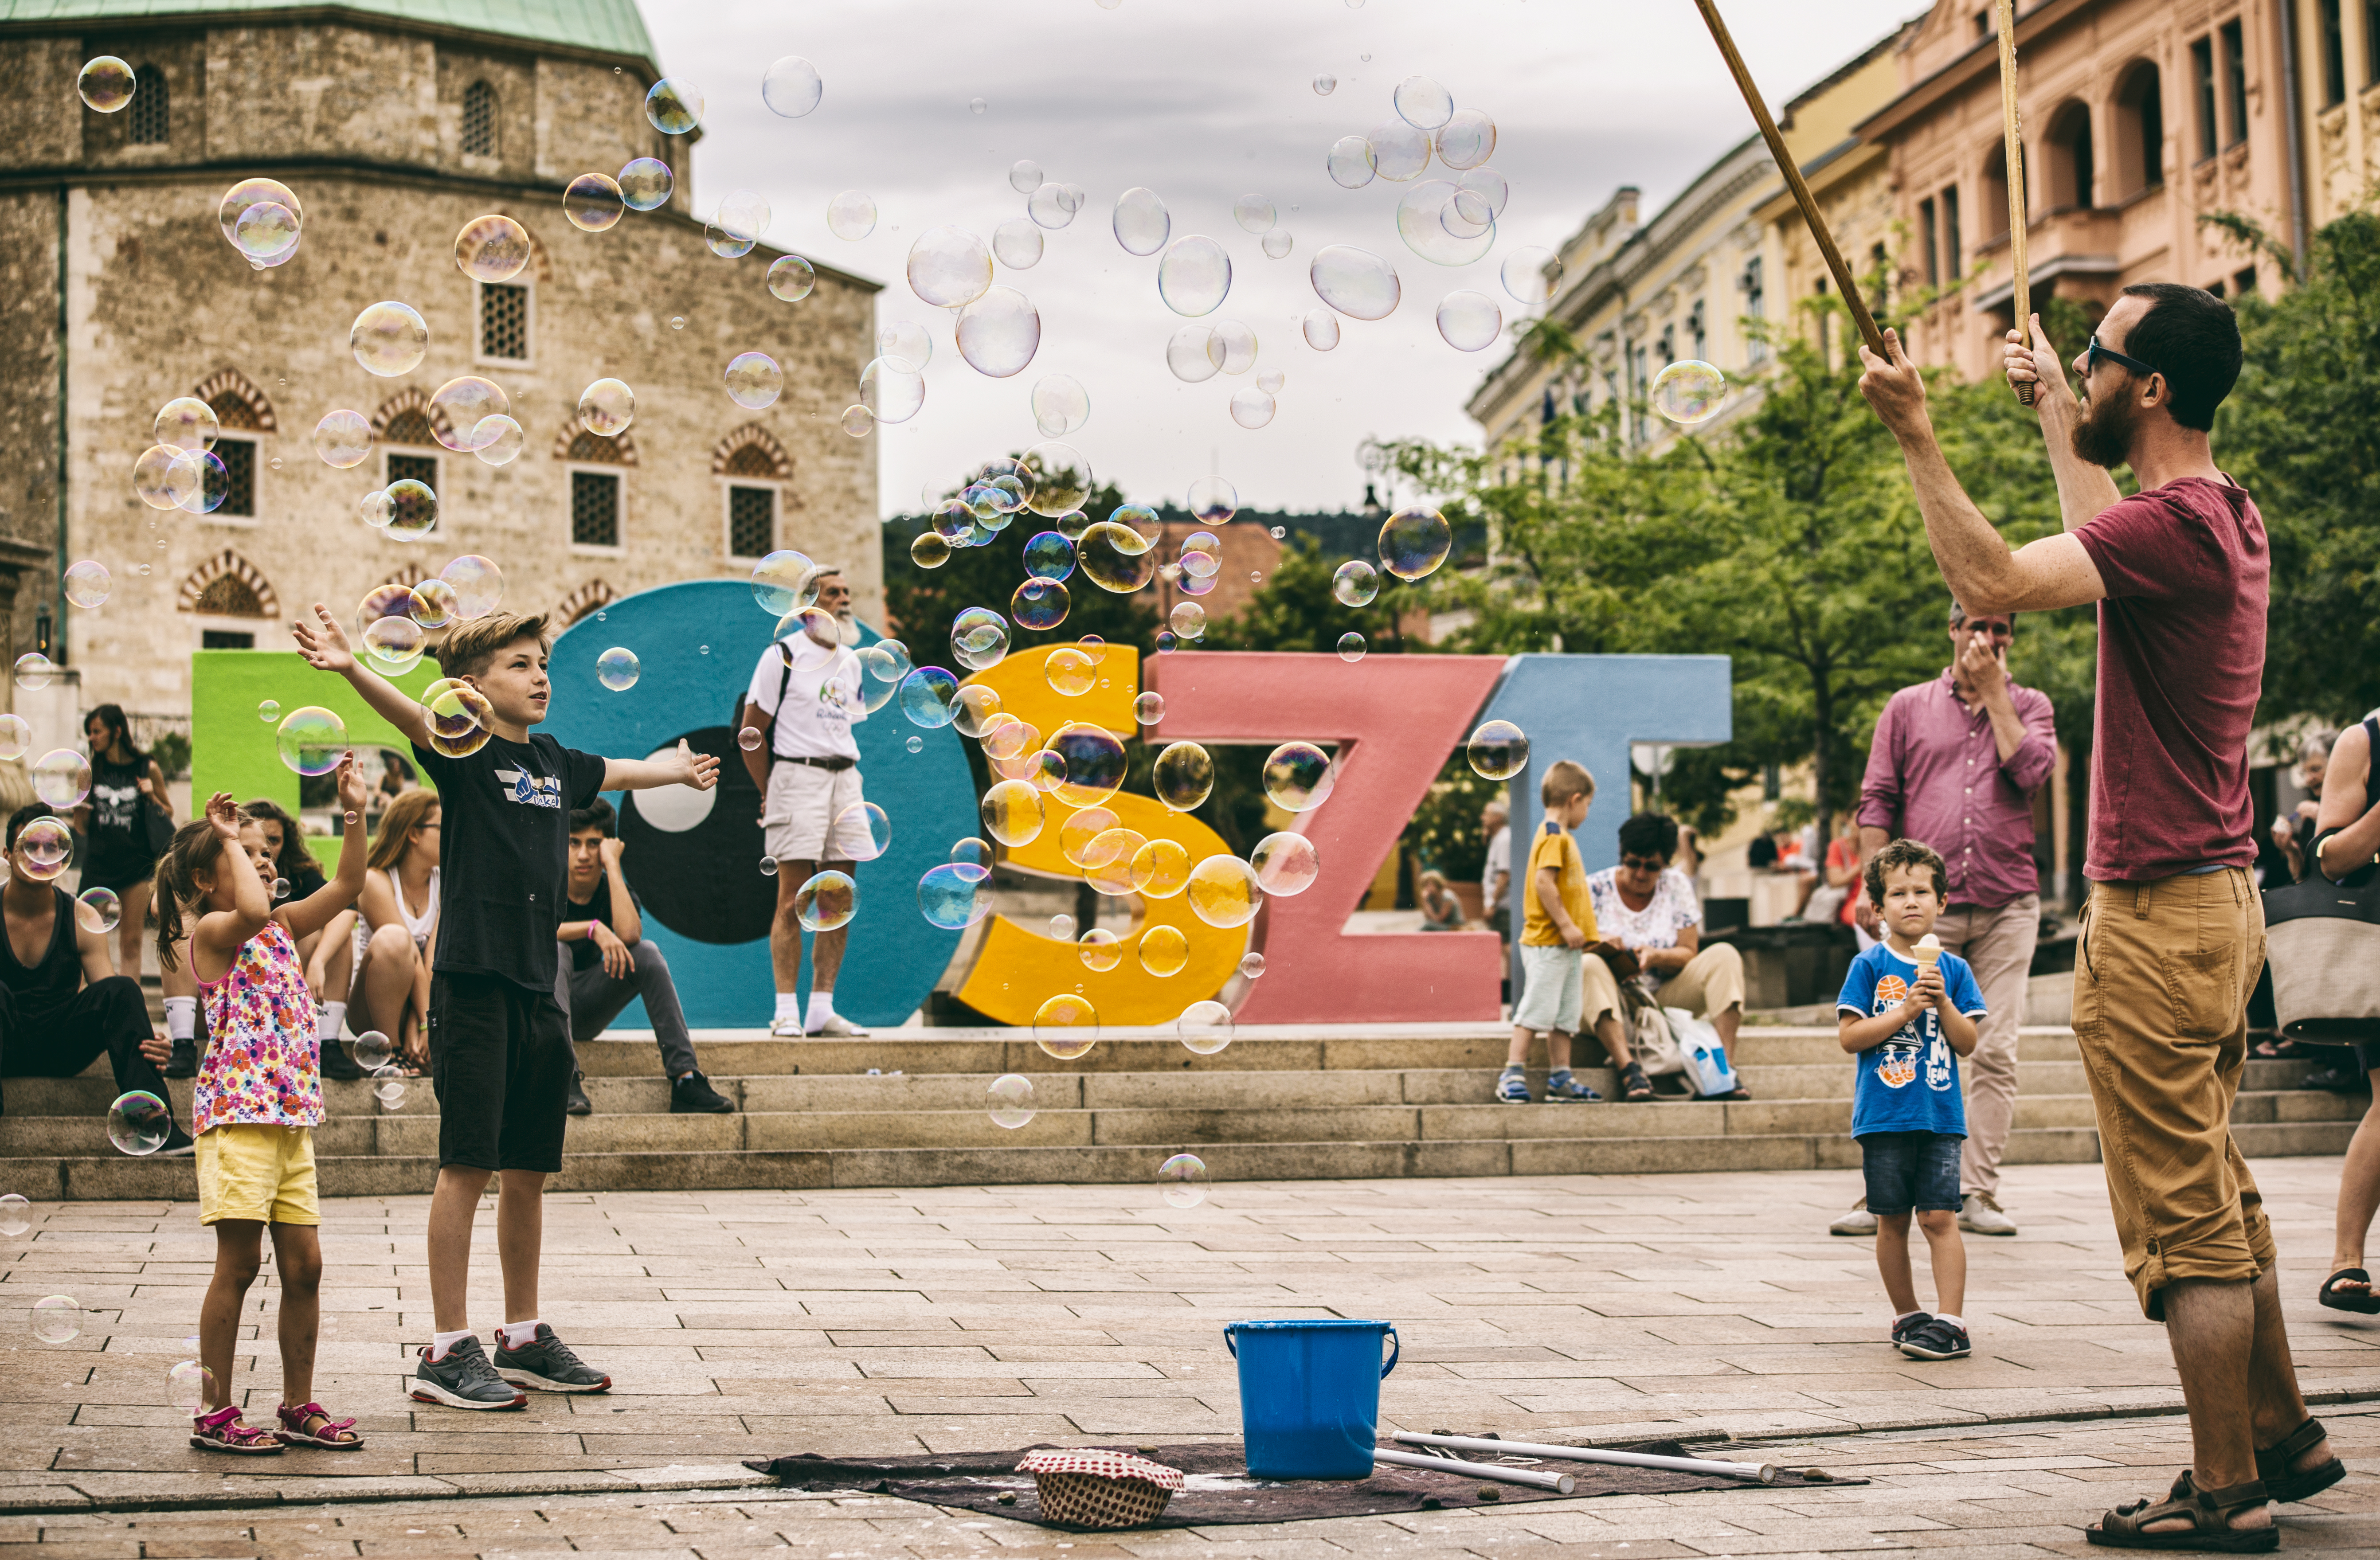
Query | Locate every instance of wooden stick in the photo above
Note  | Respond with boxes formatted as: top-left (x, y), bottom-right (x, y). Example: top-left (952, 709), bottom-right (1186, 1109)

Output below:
top-left (1994, 0), bottom-right (2036, 405)
top-left (1690, 0), bottom-right (1886, 356)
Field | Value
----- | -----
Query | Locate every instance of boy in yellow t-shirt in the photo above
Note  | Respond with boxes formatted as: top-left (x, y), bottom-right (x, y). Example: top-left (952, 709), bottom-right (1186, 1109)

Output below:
top-left (1499, 760), bottom-right (1600, 1104)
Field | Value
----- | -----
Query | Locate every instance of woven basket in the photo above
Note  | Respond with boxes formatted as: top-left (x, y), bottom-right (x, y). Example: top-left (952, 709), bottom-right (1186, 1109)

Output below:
top-left (1017, 1450), bottom-right (1184, 1529)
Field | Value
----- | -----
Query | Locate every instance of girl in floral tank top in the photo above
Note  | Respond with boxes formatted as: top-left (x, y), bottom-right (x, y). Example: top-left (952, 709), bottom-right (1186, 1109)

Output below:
top-left (154, 761), bottom-right (370, 1456)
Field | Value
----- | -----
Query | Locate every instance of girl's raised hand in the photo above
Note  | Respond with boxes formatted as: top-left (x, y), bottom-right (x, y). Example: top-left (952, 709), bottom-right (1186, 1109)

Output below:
top-left (202, 792), bottom-right (242, 840)
top-left (333, 751), bottom-right (370, 814)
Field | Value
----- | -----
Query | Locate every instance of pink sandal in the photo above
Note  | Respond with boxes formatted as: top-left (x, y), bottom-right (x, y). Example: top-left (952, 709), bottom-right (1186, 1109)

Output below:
top-left (275, 1401), bottom-right (364, 1449)
top-left (190, 1405), bottom-right (283, 1454)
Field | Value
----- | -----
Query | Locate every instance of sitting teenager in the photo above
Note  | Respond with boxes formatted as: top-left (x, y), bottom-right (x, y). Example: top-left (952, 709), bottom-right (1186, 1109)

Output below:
top-left (1417, 868), bottom-right (1466, 931)
top-left (0, 803), bottom-right (190, 1151)
top-left (1581, 811), bottom-right (1752, 1102)
top-left (307, 788), bottom-right (439, 1076)
top-left (556, 801), bottom-right (732, 1117)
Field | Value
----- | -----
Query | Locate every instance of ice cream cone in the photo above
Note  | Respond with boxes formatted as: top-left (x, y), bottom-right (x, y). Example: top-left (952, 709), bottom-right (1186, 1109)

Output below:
top-left (1914, 933), bottom-right (1940, 973)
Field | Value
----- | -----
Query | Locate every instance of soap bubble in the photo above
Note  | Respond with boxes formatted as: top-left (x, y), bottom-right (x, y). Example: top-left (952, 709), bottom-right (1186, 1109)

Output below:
top-left (1077, 521), bottom-right (1156, 594)
top-left (372, 1065), bottom-right (407, 1107)
top-left (1041, 645), bottom-right (1095, 697)
top-left (74, 887), bottom-right (121, 935)
top-left (167, 1358), bottom-right (213, 1413)
top-left (1434, 108), bottom-right (1498, 170)
top-left (1378, 504), bottom-right (1452, 581)
top-left (1049, 723), bottom-right (1127, 807)
top-left (1211, 318), bottom-right (1261, 375)
top-left (578, 378), bottom-right (636, 436)
top-left (380, 477), bottom-right (437, 541)
top-left (1313, 71), bottom-right (1337, 95)
top-left (1022, 532), bottom-right (1076, 583)
top-left (1653, 360), bottom-right (1728, 425)
top-left (63, 559), bottom-right (109, 609)
top-left (1031, 375), bottom-right (1089, 437)
top-left (993, 216), bottom-right (1043, 270)
top-left (16, 816), bottom-right (72, 880)
top-left (980, 780), bottom-right (1044, 847)
top-left (154, 396), bottom-right (218, 452)
top-left (0, 714), bottom-right (28, 758)
top-left (1169, 601), bottom-right (1206, 641)
top-left (14, 653), bottom-right (53, 691)
top-left (911, 533), bottom-right (951, 568)
top-left (1502, 246), bottom-right (1562, 305)
top-left (618, 156), bottom-right (673, 210)
top-left (1366, 119), bottom-right (1432, 181)
top-left (1152, 741), bottom-right (1214, 812)
top-left (826, 190), bottom-right (877, 240)
top-left (762, 55), bottom-right (823, 117)
top-left (1138, 922), bottom-right (1190, 974)
top-left (795, 870), bottom-right (857, 931)
top-left (272, 708), bottom-right (348, 778)
top-left (842, 405), bottom-right (875, 438)
top-left (1112, 187), bottom-right (1170, 255)
top-left (454, 214), bottom-right (531, 283)
top-left (313, 409), bottom-right (372, 468)
top-left (1229, 388), bottom-right (1275, 428)
top-left (425, 682), bottom-right (494, 759)
top-left (983, 715), bottom-right (1038, 766)
top-left (363, 614), bottom-right (425, 669)
top-left (832, 801), bottom-right (891, 861)
top-left (1076, 926), bottom-right (1123, 972)
top-left (1337, 631), bottom-right (1366, 662)
top-left (951, 838), bottom-right (991, 869)
top-left (1010, 578), bottom-right (1069, 632)
top-left (0, 1193), bottom-right (27, 1237)
top-left (1264, 228), bottom-right (1299, 258)
top-left (234, 200), bottom-right (300, 259)
top-left (970, 97), bottom-right (987, 113)
top-left (133, 444), bottom-right (197, 508)
top-left (563, 172), bottom-right (625, 232)
top-left (470, 414), bottom-right (524, 465)
top-left (1157, 1153), bottom-right (1208, 1208)
top-left (908, 226), bottom-right (992, 308)
top-left (899, 667), bottom-right (961, 728)
top-left (218, 177), bottom-right (304, 248)
top-left (31, 1295), bottom-right (81, 1344)
top-left (1327, 136), bottom-right (1377, 189)
top-left (724, 352), bottom-right (783, 410)
top-left (78, 56), bottom-right (136, 111)
top-left (174, 448), bottom-right (231, 515)
top-left (442, 555), bottom-right (505, 620)
top-left (1167, 325), bottom-right (1223, 383)
top-left (1302, 310), bottom-right (1343, 352)
top-left (1252, 832), bottom-right (1322, 896)
top-left (1395, 178), bottom-right (1494, 266)
top-left (987, 1073), bottom-right (1037, 1129)
top-left (107, 1090), bottom-right (172, 1155)
top-left (956, 286), bottom-right (1040, 376)
top-left (347, 1029), bottom-right (392, 1073)
top-left (1394, 74), bottom-right (1455, 130)
top-left (1186, 855), bottom-right (1263, 929)
top-left (1436, 290), bottom-right (1502, 352)
top-left (1179, 1001), bottom-right (1234, 1055)
top-left (1182, 474), bottom-right (1235, 525)
top-left (1311, 246), bottom-right (1401, 320)
top-left (1158, 235), bottom-right (1231, 316)
top-left (763, 853), bottom-right (783, 873)
top-left (1263, 742), bottom-right (1334, 813)
top-left (918, 861), bottom-right (992, 929)
top-left (860, 356), bottom-right (926, 424)
top-left (951, 608), bottom-right (1010, 672)
top-left (645, 77), bottom-right (703, 134)
top-left (1033, 993), bottom-right (1099, 1059)
top-left (351, 301), bottom-right (429, 376)
top-left (595, 647), bottom-right (639, 692)
top-left (1330, 559), bottom-right (1380, 607)
top-left (878, 320), bottom-right (933, 369)
top-left (1233, 193), bottom-right (1277, 233)
top-left (1058, 807), bottom-right (1120, 868)
top-left (768, 255), bottom-right (817, 301)
top-left (1154, 630), bottom-right (1180, 656)
top-left (30, 751), bottom-right (90, 810)
top-left (1467, 719), bottom-right (1530, 780)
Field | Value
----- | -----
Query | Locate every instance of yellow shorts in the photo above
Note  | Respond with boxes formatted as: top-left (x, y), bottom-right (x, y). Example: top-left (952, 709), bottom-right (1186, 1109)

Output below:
top-left (195, 1124), bottom-right (321, 1226)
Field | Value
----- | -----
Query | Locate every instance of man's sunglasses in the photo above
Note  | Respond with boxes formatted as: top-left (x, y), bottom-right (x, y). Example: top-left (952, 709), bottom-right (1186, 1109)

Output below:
top-left (2084, 334), bottom-right (2158, 379)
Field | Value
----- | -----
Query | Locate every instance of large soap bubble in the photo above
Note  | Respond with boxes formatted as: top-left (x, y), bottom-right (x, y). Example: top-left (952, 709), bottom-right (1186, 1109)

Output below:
top-left (1185, 856), bottom-right (1262, 929)
top-left (1033, 993), bottom-right (1099, 1059)
top-left (645, 77), bottom-right (703, 134)
top-left (1436, 290), bottom-right (1502, 351)
top-left (351, 301), bottom-right (428, 377)
top-left (1049, 723), bottom-right (1126, 807)
top-left (795, 870), bottom-right (856, 931)
top-left (918, 862), bottom-right (992, 929)
top-left (1502, 246), bottom-right (1562, 305)
top-left (1263, 742), bottom-right (1334, 813)
top-left (899, 667), bottom-right (960, 728)
top-left (724, 352), bottom-right (784, 409)
top-left (980, 779), bottom-right (1044, 847)
top-left (1311, 246), bottom-right (1401, 320)
top-left (1366, 120), bottom-right (1432, 181)
top-left (78, 56), bottom-right (136, 111)
top-left (1157, 235), bottom-right (1231, 316)
top-left (1378, 505), bottom-right (1452, 581)
top-left (107, 1091), bottom-right (172, 1155)
top-left (275, 708), bottom-right (348, 777)
top-left (987, 1073), bottom-right (1037, 1128)
top-left (16, 816), bottom-right (74, 879)
top-left (564, 172), bottom-right (625, 233)
top-left (1252, 831), bottom-right (1321, 895)
top-left (1021, 442), bottom-right (1091, 516)
top-left (1112, 187), bottom-right (1170, 255)
top-left (761, 55), bottom-right (823, 117)
top-left (1076, 522), bottom-right (1156, 594)
top-left (1435, 108), bottom-right (1498, 170)
top-left (908, 226), bottom-right (991, 308)
top-left (1032, 375), bottom-right (1089, 437)
top-left (1467, 720), bottom-right (1530, 781)
top-left (860, 356), bottom-right (926, 424)
top-left (619, 156), bottom-right (673, 210)
top-left (1153, 741), bottom-right (1214, 812)
top-left (429, 376), bottom-right (509, 453)
top-left (1652, 360), bottom-right (1729, 425)
top-left (454, 214), bottom-right (531, 283)
top-left (956, 287), bottom-right (1041, 377)
top-left (1327, 135), bottom-right (1377, 189)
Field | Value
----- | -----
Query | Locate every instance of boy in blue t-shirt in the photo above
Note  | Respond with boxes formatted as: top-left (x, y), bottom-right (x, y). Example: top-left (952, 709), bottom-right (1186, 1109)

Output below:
top-left (1838, 838), bottom-right (1985, 1363)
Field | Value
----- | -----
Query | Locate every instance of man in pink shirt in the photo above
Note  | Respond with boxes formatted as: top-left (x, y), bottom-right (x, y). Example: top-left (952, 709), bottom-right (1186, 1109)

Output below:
top-left (1829, 603), bottom-right (2054, 1241)
top-left (1859, 284), bottom-right (2341, 1548)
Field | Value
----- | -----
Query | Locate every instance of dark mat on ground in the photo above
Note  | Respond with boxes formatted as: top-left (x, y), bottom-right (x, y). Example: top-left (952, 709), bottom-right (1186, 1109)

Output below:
top-left (744, 1439), bottom-right (1862, 1530)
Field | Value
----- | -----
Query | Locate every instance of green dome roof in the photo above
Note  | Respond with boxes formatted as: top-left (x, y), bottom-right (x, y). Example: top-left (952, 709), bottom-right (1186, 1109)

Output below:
top-left (0, 0), bottom-right (657, 67)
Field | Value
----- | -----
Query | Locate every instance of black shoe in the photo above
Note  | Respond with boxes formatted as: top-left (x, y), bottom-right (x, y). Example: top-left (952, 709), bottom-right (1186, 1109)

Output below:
top-left (319, 1041), bottom-right (367, 1081)
top-left (565, 1072), bottom-right (592, 1116)
top-left (669, 1071), bottom-right (734, 1114)
top-left (1889, 1310), bottom-right (1934, 1347)
top-left (491, 1324), bottom-right (611, 1393)
top-left (164, 1038), bottom-right (198, 1080)
top-left (158, 1125), bottom-right (196, 1158)
top-left (1899, 1317), bottom-right (1971, 1360)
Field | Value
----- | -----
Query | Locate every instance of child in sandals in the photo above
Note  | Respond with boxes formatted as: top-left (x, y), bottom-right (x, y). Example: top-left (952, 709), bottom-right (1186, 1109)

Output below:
top-left (157, 760), bottom-right (371, 1454)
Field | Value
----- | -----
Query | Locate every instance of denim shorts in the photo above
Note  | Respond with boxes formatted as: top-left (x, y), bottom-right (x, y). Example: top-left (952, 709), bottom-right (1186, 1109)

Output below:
top-left (1859, 1130), bottom-right (1964, 1216)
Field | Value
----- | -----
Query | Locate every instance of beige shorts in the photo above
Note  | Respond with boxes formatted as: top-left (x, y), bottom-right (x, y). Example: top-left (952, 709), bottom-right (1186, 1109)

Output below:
top-left (196, 1123), bottom-right (320, 1226)
top-left (763, 761), bottom-right (868, 863)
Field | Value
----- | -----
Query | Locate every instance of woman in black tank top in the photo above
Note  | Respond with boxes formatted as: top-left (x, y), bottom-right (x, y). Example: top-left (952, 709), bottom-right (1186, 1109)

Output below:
top-left (77, 704), bottom-right (172, 978)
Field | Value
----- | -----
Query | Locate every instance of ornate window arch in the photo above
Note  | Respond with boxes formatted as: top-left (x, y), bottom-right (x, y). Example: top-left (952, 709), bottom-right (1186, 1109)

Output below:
top-left (179, 551), bottom-right (277, 618)
top-left (556, 579), bottom-right (616, 625)
top-left (195, 368), bottom-right (277, 432)
top-left (553, 418), bottom-right (638, 465)
top-left (712, 423), bottom-right (793, 479)
top-left (372, 388), bottom-right (449, 447)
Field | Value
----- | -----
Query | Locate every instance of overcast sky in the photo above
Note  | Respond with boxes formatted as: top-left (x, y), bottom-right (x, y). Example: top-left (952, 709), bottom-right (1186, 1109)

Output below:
top-left (642, 0), bottom-right (1922, 519)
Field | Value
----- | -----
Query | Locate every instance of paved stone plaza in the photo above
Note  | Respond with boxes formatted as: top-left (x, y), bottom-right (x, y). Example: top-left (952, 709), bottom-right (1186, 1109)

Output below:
top-left (2, 1158), bottom-right (2375, 1555)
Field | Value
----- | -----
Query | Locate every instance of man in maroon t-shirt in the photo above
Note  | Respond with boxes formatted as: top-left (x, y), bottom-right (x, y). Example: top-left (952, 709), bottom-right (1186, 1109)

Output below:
top-left (1859, 285), bottom-right (2342, 1546)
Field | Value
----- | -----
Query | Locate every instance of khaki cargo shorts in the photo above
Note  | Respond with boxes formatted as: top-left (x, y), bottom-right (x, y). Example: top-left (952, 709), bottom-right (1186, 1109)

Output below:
top-left (2070, 866), bottom-right (2272, 1319)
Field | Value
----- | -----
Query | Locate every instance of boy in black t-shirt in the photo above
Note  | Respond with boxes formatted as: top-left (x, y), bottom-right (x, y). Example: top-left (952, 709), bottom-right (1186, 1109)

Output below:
top-left (294, 606), bottom-right (718, 1411)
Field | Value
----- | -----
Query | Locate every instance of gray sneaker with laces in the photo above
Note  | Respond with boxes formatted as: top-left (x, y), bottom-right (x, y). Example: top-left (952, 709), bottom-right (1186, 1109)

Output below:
top-left (411, 1336), bottom-right (526, 1410)
top-left (493, 1324), bottom-right (612, 1393)
top-left (1958, 1191), bottom-right (2017, 1235)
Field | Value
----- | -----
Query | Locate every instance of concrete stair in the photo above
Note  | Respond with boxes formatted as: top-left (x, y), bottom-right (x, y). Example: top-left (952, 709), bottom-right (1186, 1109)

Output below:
top-left (2, 1024), bottom-right (2361, 1200)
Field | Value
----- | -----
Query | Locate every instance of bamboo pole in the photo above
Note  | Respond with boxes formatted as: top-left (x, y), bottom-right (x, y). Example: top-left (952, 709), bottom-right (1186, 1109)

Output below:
top-left (1690, 0), bottom-right (1886, 356)
top-left (1994, 0), bottom-right (2036, 405)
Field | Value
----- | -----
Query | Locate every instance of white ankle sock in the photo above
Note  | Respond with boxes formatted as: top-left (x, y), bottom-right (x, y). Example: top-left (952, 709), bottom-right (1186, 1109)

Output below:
top-left (1934, 1313), bottom-right (1965, 1330)
top-left (498, 1318), bottom-right (541, 1349)
top-left (429, 1329), bottom-right (474, 1362)
top-left (1894, 1309), bottom-right (1926, 1325)
top-left (807, 991), bottom-right (835, 1024)
top-left (319, 1001), bottom-right (346, 1043)
top-left (164, 997), bottom-right (197, 1043)
top-left (773, 992), bottom-right (800, 1023)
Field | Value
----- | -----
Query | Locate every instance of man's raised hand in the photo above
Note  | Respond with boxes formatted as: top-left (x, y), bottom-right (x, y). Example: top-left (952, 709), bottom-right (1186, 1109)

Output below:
top-left (291, 604), bottom-right (356, 672)
top-left (1855, 327), bottom-right (1932, 441)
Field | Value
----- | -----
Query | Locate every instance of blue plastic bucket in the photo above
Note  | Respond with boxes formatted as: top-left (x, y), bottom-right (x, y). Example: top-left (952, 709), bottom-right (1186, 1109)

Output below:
top-left (1224, 1319), bottom-right (1400, 1478)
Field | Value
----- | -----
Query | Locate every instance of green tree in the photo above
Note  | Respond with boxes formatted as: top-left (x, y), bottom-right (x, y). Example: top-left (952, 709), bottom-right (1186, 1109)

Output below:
top-left (882, 481), bottom-right (1160, 663)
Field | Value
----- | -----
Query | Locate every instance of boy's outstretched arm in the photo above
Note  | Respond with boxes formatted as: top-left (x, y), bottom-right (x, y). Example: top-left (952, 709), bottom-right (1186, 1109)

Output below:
top-left (605, 739), bottom-right (720, 793)
top-left (291, 605), bottom-right (432, 748)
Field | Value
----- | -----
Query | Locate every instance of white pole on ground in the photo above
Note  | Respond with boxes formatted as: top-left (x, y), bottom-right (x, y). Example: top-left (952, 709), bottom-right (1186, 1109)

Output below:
top-left (1372, 1448), bottom-right (1577, 1493)
top-left (1391, 1431), bottom-right (1778, 1485)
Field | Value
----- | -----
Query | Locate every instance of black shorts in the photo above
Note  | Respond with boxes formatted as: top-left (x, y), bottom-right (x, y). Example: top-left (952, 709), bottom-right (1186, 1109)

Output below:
top-left (80, 856), bottom-right (159, 896)
top-left (1859, 1130), bottom-right (1964, 1216)
top-left (427, 972), bottom-right (572, 1173)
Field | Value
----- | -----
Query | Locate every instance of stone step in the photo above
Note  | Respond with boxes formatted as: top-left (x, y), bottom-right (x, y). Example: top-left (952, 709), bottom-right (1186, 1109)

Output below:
top-left (4, 1117), bottom-right (2359, 1201)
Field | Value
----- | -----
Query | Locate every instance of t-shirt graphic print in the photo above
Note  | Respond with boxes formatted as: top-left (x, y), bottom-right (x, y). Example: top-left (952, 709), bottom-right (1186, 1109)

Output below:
top-left (1837, 942), bottom-right (1985, 1139)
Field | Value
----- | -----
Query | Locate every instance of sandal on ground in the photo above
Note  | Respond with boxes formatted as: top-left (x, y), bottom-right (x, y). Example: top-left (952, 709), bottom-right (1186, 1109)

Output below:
top-left (1618, 1062), bottom-right (1654, 1102)
top-left (190, 1405), bottom-right (284, 1455)
top-left (2086, 1471), bottom-right (2274, 1552)
top-left (2254, 1416), bottom-right (2345, 1504)
top-left (2317, 1267), bottom-right (2380, 1314)
top-left (275, 1401), bottom-right (364, 1449)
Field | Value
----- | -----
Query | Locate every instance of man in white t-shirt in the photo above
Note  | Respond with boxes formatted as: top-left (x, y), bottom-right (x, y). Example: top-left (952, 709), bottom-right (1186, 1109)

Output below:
top-left (738, 568), bottom-right (872, 1038)
top-left (1480, 799), bottom-right (1511, 940)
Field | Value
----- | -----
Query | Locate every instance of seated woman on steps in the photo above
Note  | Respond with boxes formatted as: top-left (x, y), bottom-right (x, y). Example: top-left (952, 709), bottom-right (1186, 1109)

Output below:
top-left (1581, 811), bottom-right (1751, 1103)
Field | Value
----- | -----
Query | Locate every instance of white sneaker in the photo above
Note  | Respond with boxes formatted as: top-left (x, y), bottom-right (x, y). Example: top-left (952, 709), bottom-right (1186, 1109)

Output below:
top-left (808, 1013), bottom-right (871, 1037)
top-left (1958, 1191), bottom-right (2017, 1236)
top-left (768, 1016), bottom-right (806, 1038)
top-left (1830, 1199), bottom-right (1878, 1237)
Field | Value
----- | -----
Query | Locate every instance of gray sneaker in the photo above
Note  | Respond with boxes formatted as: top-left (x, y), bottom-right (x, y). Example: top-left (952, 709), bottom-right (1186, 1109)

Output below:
top-left (493, 1324), bottom-right (612, 1393)
top-left (1958, 1191), bottom-right (2017, 1236)
top-left (1830, 1199), bottom-right (1878, 1237)
top-left (410, 1336), bottom-right (526, 1411)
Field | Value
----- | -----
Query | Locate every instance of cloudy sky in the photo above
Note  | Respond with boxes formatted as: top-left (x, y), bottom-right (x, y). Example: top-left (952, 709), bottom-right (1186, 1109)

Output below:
top-left (642, 0), bottom-right (1922, 519)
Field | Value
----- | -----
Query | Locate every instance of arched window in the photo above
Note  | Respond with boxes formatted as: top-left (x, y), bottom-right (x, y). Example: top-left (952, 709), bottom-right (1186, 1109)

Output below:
top-left (462, 80), bottom-right (498, 157)
top-left (2043, 101), bottom-right (2094, 211)
top-left (1980, 141), bottom-right (2026, 240)
top-left (128, 65), bottom-right (168, 144)
top-left (2112, 62), bottom-right (2165, 197)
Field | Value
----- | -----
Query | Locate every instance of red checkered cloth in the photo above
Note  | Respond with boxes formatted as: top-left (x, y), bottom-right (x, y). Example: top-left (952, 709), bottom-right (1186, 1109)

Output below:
top-left (1016, 1450), bottom-right (1185, 1529)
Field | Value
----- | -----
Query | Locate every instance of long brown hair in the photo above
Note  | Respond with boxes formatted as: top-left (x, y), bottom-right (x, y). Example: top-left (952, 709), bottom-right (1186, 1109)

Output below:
top-left (368, 787), bottom-right (440, 874)
top-left (239, 798), bottom-right (308, 883)
top-left (153, 817), bottom-right (235, 974)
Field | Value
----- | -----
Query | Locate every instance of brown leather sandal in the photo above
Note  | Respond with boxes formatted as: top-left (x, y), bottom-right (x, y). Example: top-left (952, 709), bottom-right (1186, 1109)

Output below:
top-left (2255, 1416), bottom-right (2345, 1504)
top-left (2086, 1470), bottom-right (2274, 1551)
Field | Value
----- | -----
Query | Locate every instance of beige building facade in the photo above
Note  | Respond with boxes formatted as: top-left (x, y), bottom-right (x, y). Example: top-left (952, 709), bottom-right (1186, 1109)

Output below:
top-left (0, 0), bottom-right (879, 734)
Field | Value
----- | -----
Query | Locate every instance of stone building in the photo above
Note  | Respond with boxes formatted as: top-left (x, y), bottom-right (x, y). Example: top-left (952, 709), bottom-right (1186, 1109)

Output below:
top-left (0, 0), bottom-right (880, 735)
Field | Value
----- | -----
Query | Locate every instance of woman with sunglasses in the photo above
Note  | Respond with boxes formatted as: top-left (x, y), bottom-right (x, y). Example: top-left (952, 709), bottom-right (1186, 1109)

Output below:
top-left (1578, 811), bottom-right (1750, 1102)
